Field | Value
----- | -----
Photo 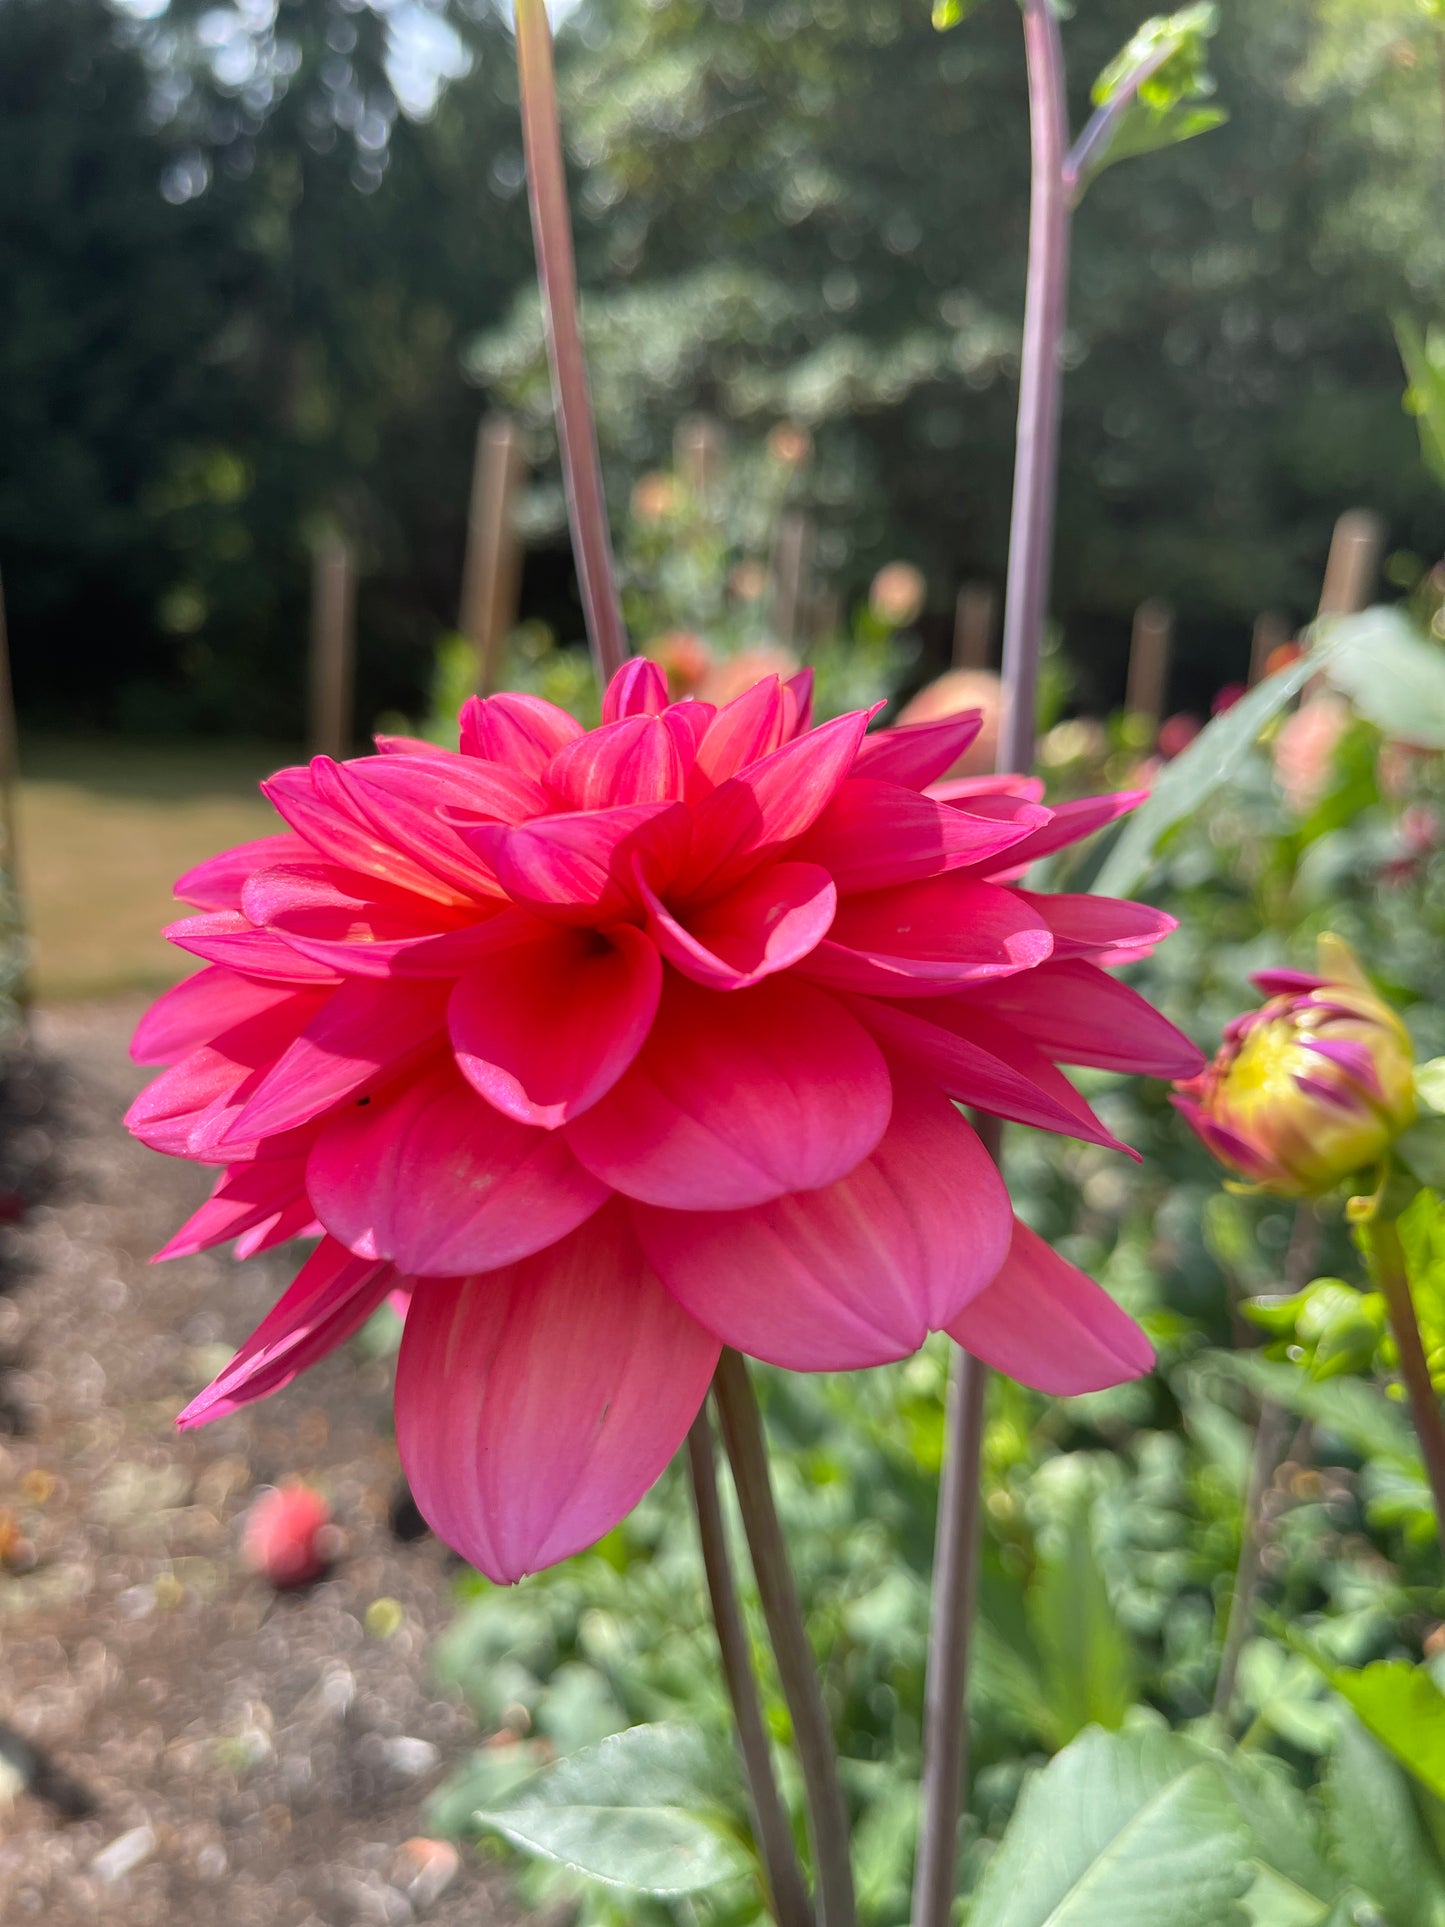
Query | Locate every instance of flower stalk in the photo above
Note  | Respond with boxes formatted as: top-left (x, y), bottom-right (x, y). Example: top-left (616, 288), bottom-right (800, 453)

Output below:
top-left (913, 7), bottom-right (1069, 1921)
top-left (713, 1350), bottom-right (857, 1927)
top-left (686, 1407), bottom-right (815, 1927)
top-left (1369, 1213), bottom-right (1445, 1559)
top-left (513, 0), bottom-right (628, 683)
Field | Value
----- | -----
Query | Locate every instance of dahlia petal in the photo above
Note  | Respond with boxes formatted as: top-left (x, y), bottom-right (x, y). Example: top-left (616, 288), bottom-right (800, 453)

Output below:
top-left (393, 1203), bottom-right (718, 1583)
top-left (926, 773), bottom-right (1047, 806)
top-left (241, 863), bottom-right (476, 977)
top-left (264, 761), bottom-right (466, 904)
top-left (1250, 967), bottom-right (1328, 997)
top-left (131, 967), bottom-right (297, 1066)
top-left (692, 678), bottom-right (788, 788)
top-left (307, 1061), bottom-right (608, 1275)
top-left (947, 1219), bottom-right (1154, 1394)
top-left (662, 700), bottom-right (715, 765)
top-left (164, 911), bottom-right (345, 985)
top-left (449, 924), bottom-right (662, 1127)
top-left (639, 862), bottom-right (836, 991)
top-left (341, 753), bottom-right (542, 896)
top-left (545, 716), bottom-right (686, 810)
top-left (962, 959), bottom-right (1205, 1077)
top-left (783, 667), bottom-right (814, 737)
top-left (176, 1236), bottom-right (395, 1427)
top-left (683, 707), bottom-right (874, 897)
top-left (389, 905), bottom-right (558, 976)
top-left (374, 732), bottom-right (450, 756)
top-left (463, 804), bottom-right (690, 923)
top-left (793, 778), bottom-right (1046, 893)
top-left (633, 1076), bottom-right (1010, 1370)
top-left (219, 977), bottom-right (451, 1146)
top-left (154, 1156), bottom-right (310, 1261)
top-left (1019, 891), bottom-right (1177, 962)
top-left (800, 876), bottom-right (1053, 994)
top-left (855, 999), bottom-right (1131, 1152)
top-left (565, 973), bottom-right (891, 1209)
top-left (602, 656), bottom-right (669, 722)
top-left (460, 690), bottom-right (586, 771)
top-left (174, 834), bottom-right (313, 911)
top-left (852, 713), bottom-right (983, 789)
top-left (233, 1199), bottom-right (319, 1259)
top-left (975, 789), bottom-right (1145, 877)
top-left (125, 993), bottom-right (328, 1156)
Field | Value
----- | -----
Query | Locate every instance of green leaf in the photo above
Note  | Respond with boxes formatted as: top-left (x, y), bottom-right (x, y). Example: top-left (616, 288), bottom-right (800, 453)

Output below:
top-left (1203, 1352), bottom-right (1420, 1469)
top-left (1092, 102), bottom-right (1226, 171)
top-left (1091, 648), bottom-right (1324, 897)
top-left (1220, 1750), bottom-right (1341, 1913)
top-left (1028, 1488), bottom-right (1138, 1745)
top-left (966, 1726), bottom-right (1253, 1927)
top-left (1321, 1663), bottom-right (1445, 1804)
top-left (1320, 605), bottom-right (1445, 749)
top-left (1326, 1716), bottom-right (1445, 1927)
top-left (1418, 1061), bottom-right (1445, 1117)
top-left (1076, 4), bottom-right (1225, 189)
top-left (1397, 314), bottom-right (1445, 492)
top-left (469, 1723), bottom-right (753, 1896)
top-left (930, 0), bottom-right (982, 28)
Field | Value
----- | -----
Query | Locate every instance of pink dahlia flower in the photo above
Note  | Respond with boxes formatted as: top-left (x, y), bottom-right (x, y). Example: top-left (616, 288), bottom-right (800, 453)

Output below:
top-left (128, 659), bottom-right (1201, 1582)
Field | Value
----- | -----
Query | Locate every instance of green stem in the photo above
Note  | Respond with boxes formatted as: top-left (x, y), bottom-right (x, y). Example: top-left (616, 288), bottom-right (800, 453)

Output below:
top-left (1372, 1215), bottom-right (1445, 1560)
top-left (686, 1406), bottom-right (815, 1927)
top-left (513, 0), bottom-right (628, 684)
top-left (712, 1352), bottom-right (857, 1927)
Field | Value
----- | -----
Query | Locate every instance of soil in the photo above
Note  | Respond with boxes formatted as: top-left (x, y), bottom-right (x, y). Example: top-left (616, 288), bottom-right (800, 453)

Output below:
top-left (0, 999), bottom-right (517, 1927)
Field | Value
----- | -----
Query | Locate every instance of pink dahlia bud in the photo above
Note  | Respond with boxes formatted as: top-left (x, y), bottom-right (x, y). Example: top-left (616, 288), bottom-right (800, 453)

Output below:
top-left (1174, 936), bottom-right (1416, 1198)
top-left (242, 1484), bottom-right (336, 1588)
top-left (128, 657), bottom-right (1200, 1583)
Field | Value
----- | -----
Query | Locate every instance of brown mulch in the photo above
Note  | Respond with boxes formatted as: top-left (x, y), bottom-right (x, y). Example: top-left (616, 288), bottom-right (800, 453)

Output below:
top-left (0, 1000), bottom-right (517, 1927)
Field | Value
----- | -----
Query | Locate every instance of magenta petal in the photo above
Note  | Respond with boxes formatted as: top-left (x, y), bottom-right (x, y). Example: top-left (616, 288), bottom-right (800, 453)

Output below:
top-left (164, 911), bottom-right (346, 985)
top-left (801, 876), bottom-right (1053, 994)
top-left (465, 804), bottom-right (690, 923)
top-left (340, 753), bottom-right (542, 897)
top-left (460, 690), bottom-right (585, 771)
top-left (926, 773), bottom-right (1047, 806)
top-left (174, 834), bottom-right (313, 911)
top-left (948, 1219), bottom-right (1154, 1394)
top-left (219, 977), bottom-right (451, 1145)
top-left (545, 716), bottom-right (686, 810)
top-left (602, 656), bottom-right (669, 722)
top-left (783, 668), bottom-right (814, 738)
top-left (264, 761), bottom-right (464, 903)
top-left (1250, 967), bottom-right (1328, 997)
top-left (449, 924), bottom-right (661, 1127)
top-left (1019, 891), bottom-right (1177, 962)
top-left (125, 993), bottom-right (327, 1156)
top-left (684, 707), bottom-right (874, 897)
top-left (794, 778), bottom-right (1045, 893)
top-left (176, 1236), bottom-right (395, 1427)
top-left (566, 973), bottom-right (892, 1209)
top-left (692, 678), bottom-right (788, 788)
top-left (852, 713), bottom-right (983, 789)
top-left (961, 959), bottom-right (1205, 1077)
top-left (131, 967), bottom-right (297, 1066)
top-left (972, 790), bottom-right (1145, 877)
top-left (633, 1076), bottom-right (1010, 1370)
top-left (307, 1061), bottom-right (609, 1274)
top-left (855, 999), bottom-right (1132, 1152)
top-left (640, 862), bottom-right (836, 991)
top-left (393, 1203), bottom-right (718, 1583)
top-left (154, 1157), bottom-right (310, 1260)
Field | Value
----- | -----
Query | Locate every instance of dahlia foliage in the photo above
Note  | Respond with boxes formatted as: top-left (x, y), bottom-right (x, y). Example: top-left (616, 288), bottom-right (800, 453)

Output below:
top-left (128, 659), bottom-right (1201, 1581)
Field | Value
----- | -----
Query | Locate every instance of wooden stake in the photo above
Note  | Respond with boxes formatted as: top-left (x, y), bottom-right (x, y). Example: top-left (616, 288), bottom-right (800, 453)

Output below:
top-left (674, 415), bottom-right (726, 514)
top-left (309, 534), bottom-right (355, 761)
top-left (1125, 597), bottom-right (1173, 724)
top-left (1248, 611), bottom-right (1291, 687)
top-left (1317, 508), bottom-right (1383, 618)
top-left (459, 415), bottom-right (528, 696)
top-left (0, 568), bottom-right (31, 1028)
top-left (952, 582), bottom-right (997, 669)
top-left (771, 512), bottom-right (814, 651)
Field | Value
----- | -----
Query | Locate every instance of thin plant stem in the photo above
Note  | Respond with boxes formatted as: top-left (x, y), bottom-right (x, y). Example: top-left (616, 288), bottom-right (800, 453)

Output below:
top-left (513, 0), bottom-right (628, 684)
top-left (1062, 39), bottom-right (1175, 203)
top-left (686, 1407), bottom-right (815, 1927)
top-left (996, 0), bottom-right (1071, 779)
top-left (712, 1351), bottom-right (857, 1927)
top-left (912, 10), bottom-right (1070, 1921)
top-left (1372, 1215), bottom-right (1445, 1559)
top-left (1214, 1203), bottom-right (1320, 1720)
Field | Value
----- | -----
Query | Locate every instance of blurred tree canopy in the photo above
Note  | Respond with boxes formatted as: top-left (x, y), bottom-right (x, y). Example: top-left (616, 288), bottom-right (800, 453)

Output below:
top-left (0, 0), bottom-right (1442, 733)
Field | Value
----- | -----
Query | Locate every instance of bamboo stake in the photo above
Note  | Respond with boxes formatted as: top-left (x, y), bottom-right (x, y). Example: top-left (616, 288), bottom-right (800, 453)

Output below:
top-left (459, 415), bottom-right (528, 696)
top-left (309, 534), bottom-right (355, 762)
top-left (1317, 509), bottom-right (1383, 618)
top-left (0, 569), bottom-right (31, 1029)
top-left (772, 512), bottom-right (814, 651)
top-left (1248, 611), bottom-right (1290, 687)
top-left (675, 415), bottom-right (726, 515)
top-left (952, 583), bottom-right (997, 670)
top-left (1125, 597), bottom-right (1173, 725)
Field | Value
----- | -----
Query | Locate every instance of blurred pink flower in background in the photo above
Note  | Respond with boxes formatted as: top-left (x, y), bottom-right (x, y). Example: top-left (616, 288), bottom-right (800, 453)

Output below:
top-left (1156, 712), bottom-right (1201, 759)
top-left (242, 1484), bottom-right (337, 1588)
top-left (128, 659), bottom-right (1200, 1582)
top-left (1211, 682), bottom-right (1246, 717)
top-left (1273, 691), bottom-right (1350, 814)
top-left (869, 562), bottom-right (927, 629)
top-left (696, 645), bottom-right (801, 706)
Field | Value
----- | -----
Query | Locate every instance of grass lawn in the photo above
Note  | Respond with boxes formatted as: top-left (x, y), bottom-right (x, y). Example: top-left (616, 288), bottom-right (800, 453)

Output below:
top-left (18, 735), bottom-right (300, 1001)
